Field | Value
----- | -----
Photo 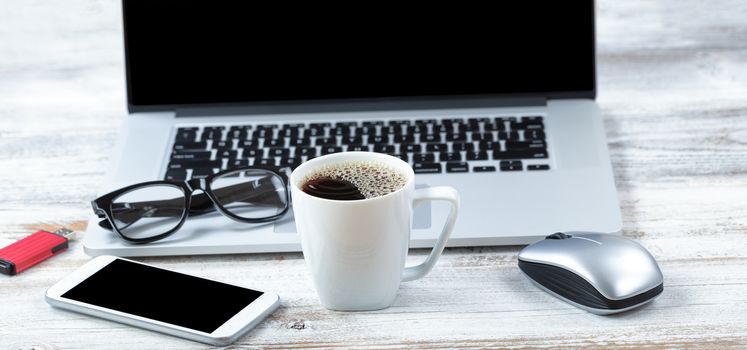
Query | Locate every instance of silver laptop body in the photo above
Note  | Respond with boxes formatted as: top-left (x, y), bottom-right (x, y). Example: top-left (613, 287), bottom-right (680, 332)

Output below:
top-left (84, 1), bottom-right (621, 256)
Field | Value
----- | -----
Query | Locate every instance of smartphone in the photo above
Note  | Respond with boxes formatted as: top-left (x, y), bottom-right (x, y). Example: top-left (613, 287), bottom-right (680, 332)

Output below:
top-left (46, 256), bottom-right (280, 346)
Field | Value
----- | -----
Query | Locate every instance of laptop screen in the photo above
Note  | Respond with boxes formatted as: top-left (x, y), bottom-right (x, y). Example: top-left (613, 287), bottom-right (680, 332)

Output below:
top-left (123, 2), bottom-right (595, 110)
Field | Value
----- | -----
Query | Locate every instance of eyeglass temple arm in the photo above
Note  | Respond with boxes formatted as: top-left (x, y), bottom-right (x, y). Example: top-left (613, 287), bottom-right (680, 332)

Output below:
top-left (97, 177), bottom-right (283, 230)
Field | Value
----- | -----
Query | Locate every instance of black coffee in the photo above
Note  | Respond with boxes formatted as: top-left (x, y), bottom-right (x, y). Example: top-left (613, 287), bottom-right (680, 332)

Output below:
top-left (302, 177), bottom-right (365, 200)
top-left (301, 161), bottom-right (407, 201)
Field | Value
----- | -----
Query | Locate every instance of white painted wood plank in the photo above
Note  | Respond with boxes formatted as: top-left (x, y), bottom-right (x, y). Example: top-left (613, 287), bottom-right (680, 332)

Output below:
top-left (1, 0), bottom-right (746, 348)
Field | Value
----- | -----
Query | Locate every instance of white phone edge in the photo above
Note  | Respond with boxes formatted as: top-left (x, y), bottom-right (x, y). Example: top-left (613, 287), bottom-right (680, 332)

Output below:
top-left (45, 255), bottom-right (281, 346)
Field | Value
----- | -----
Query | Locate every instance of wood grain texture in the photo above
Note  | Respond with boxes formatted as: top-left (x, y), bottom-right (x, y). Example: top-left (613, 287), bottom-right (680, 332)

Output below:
top-left (1, 0), bottom-right (746, 349)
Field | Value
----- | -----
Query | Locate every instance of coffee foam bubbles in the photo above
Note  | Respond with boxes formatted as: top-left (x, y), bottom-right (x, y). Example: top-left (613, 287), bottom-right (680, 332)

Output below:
top-left (303, 160), bottom-right (407, 199)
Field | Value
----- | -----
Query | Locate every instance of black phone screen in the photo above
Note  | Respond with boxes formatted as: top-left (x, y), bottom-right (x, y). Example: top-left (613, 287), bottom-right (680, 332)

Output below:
top-left (61, 259), bottom-right (263, 333)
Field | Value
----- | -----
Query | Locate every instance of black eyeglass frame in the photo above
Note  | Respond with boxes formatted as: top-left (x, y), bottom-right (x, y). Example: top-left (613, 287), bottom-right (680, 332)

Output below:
top-left (91, 167), bottom-right (290, 244)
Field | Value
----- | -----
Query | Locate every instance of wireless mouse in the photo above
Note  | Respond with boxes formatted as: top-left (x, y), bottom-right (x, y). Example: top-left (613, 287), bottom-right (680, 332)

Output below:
top-left (518, 232), bottom-right (663, 315)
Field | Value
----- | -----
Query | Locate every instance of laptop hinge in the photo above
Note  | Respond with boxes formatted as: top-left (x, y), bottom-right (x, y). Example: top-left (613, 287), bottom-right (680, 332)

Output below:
top-left (175, 96), bottom-right (547, 118)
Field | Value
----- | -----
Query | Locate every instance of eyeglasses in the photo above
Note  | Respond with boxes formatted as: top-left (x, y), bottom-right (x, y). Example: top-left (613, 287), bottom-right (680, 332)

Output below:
top-left (91, 167), bottom-right (289, 244)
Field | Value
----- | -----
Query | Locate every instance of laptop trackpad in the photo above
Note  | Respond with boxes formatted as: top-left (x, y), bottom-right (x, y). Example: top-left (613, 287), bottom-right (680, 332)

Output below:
top-left (273, 184), bottom-right (432, 233)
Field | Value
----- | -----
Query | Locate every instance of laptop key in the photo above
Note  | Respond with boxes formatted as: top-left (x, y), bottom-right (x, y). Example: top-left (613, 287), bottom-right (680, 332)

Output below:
top-left (478, 140), bottom-right (498, 150)
top-left (216, 150), bottom-right (238, 159)
top-left (494, 117), bottom-right (510, 125)
top-left (471, 132), bottom-right (493, 142)
top-left (467, 117), bottom-right (489, 124)
top-left (453, 142), bottom-right (475, 152)
top-left (394, 134), bottom-right (415, 143)
top-left (505, 140), bottom-right (546, 150)
top-left (200, 129), bottom-right (222, 141)
top-left (238, 139), bottom-right (259, 148)
top-left (412, 153), bottom-right (435, 163)
top-left (374, 145), bottom-right (395, 153)
top-left (243, 148), bottom-right (262, 158)
top-left (191, 167), bottom-right (218, 179)
top-left (431, 124), bottom-right (447, 133)
top-left (307, 126), bottom-right (325, 136)
top-left (251, 129), bottom-right (273, 139)
top-left (278, 128), bottom-right (298, 138)
top-left (426, 144), bottom-right (447, 153)
top-left (229, 159), bottom-right (250, 168)
top-left (165, 169), bottom-right (187, 181)
top-left (466, 151), bottom-right (488, 160)
top-left (283, 123), bottom-right (305, 129)
top-left (497, 131), bottom-right (520, 140)
top-left (171, 151), bottom-right (211, 161)
top-left (169, 160), bottom-right (221, 169)
top-left (402, 143), bottom-right (421, 153)
top-left (341, 136), bottom-right (363, 145)
top-left (226, 129), bottom-right (247, 140)
top-left (348, 145), bottom-right (369, 152)
top-left (296, 147), bottom-right (317, 157)
top-left (321, 146), bottom-right (343, 155)
top-left (290, 138), bottom-right (310, 147)
top-left (309, 122), bottom-right (331, 128)
top-left (335, 121), bottom-right (358, 128)
top-left (420, 134), bottom-right (441, 143)
top-left (413, 163), bottom-right (442, 174)
top-left (494, 150), bottom-right (548, 160)
top-left (446, 133), bottom-right (467, 142)
top-left (464, 123), bottom-right (480, 132)
top-left (280, 157), bottom-right (302, 167)
top-left (389, 153), bottom-right (409, 162)
top-left (269, 148), bottom-right (289, 157)
top-left (264, 138), bottom-right (285, 148)
top-left (500, 160), bottom-right (523, 171)
top-left (256, 124), bottom-right (278, 130)
top-left (440, 152), bottom-right (461, 162)
top-left (525, 129), bottom-right (546, 140)
top-left (415, 119), bottom-right (437, 125)
top-left (389, 120), bottom-right (410, 126)
top-left (173, 141), bottom-right (207, 151)
top-left (484, 123), bottom-right (505, 131)
top-left (362, 121), bottom-right (384, 127)
top-left (406, 125), bottom-right (426, 134)
top-left (175, 130), bottom-right (197, 142)
top-left (211, 140), bottom-right (232, 149)
top-left (368, 135), bottom-right (388, 144)
top-left (315, 137), bottom-right (337, 146)
top-left (446, 162), bottom-right (469, 173)
top-left (331, 127), bottom-right (351, 136)
top-left (442, 124), bottom-right (459, 133)
top-left (473, 166), bottom-right (496, 172)
top-left (256, 158), bottom-right (277, 167)
top-left (528, 164), bottom-right (551, 171)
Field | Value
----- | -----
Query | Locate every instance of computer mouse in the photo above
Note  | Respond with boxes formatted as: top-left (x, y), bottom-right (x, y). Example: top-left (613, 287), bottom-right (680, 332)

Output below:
top-left (518, 232), bottom-right (663, 315)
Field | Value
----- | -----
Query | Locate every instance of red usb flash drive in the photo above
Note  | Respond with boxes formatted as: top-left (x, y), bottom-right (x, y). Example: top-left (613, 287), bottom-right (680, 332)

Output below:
top-left (0, 229), bottom-right (74, 275)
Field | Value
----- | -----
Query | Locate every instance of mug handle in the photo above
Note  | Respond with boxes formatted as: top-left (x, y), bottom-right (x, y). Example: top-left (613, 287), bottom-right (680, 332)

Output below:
top-left (401, 186), bottom-right (460, 282)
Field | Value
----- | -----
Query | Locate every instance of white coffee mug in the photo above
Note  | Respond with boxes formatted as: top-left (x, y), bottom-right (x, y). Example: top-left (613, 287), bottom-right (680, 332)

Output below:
top-left (290, 152), bottom-right (459, 311)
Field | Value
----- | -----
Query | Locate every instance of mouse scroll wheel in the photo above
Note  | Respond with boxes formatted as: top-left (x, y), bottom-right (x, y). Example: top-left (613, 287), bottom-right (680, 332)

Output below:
top-left (546, 232), bottom-right (571, 239)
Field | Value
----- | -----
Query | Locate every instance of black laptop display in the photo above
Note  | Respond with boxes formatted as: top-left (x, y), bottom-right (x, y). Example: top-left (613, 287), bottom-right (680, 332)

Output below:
top-left (123, 2), bottom-right (595, 110)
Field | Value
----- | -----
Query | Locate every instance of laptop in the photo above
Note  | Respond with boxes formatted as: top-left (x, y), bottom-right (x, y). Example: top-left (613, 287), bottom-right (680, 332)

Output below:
top-left (84, 1), bottom-right (621, 257)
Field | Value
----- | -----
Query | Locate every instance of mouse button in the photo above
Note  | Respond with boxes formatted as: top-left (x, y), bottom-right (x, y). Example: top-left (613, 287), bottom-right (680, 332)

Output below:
top-left (590, 246), bottom-right (663, 299)
top-left (545, 232), bottom-right (571, 240)
top-left (518, 236), bottom-right (597, 264)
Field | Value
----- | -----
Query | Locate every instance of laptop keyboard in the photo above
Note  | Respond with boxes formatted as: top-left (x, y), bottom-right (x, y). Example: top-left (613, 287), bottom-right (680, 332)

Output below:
top-left (166, 116), bottom-right (550, 181)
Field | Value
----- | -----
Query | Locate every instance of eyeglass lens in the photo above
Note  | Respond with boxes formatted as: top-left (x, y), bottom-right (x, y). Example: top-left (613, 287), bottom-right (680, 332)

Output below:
top-left (210, 169), bottom-right (288, 220)
top-left (110, 184), bottom-right (187, 240)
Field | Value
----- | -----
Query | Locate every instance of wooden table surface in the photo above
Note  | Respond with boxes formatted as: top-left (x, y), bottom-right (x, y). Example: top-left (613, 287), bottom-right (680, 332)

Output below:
top-left (1, 1), bottom-right (746, 349)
